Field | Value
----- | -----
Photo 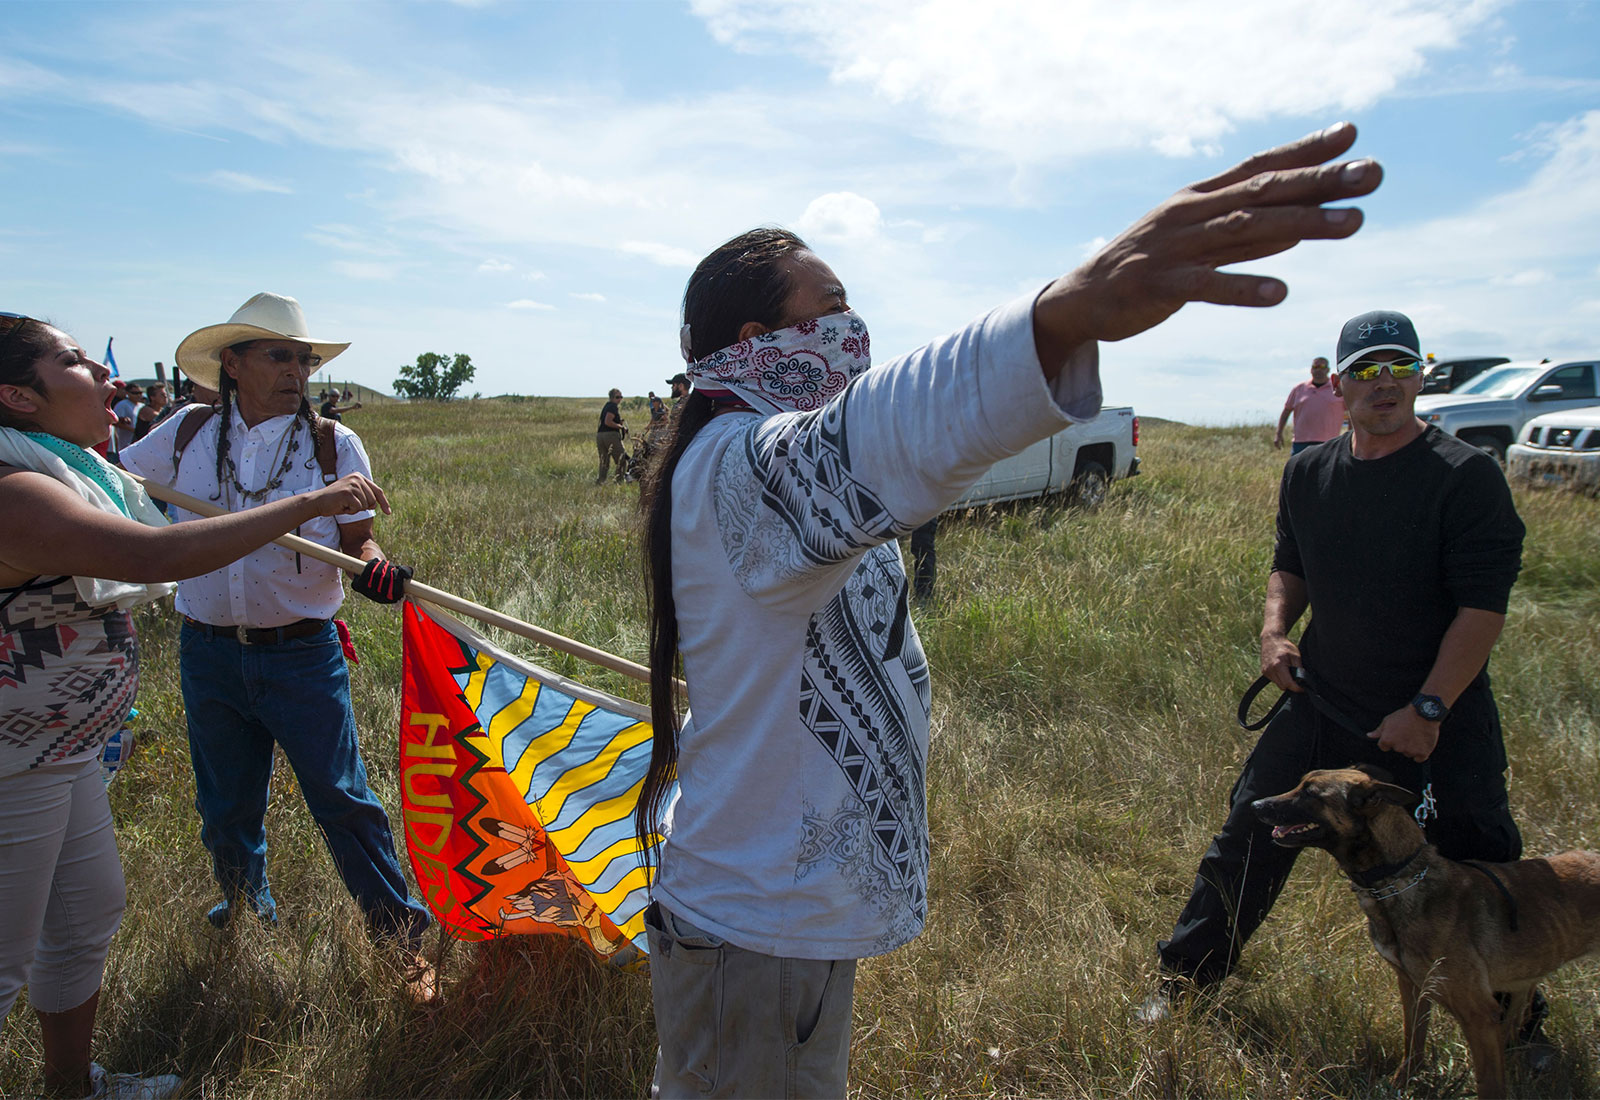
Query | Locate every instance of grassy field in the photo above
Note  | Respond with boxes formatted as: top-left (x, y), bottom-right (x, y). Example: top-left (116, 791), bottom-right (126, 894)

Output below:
top-left (4, 399), bottom-right (1596, 1099)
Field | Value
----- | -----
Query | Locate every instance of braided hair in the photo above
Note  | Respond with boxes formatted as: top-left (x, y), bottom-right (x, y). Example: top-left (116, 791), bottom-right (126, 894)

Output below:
top-left (211, 342), bottom-right (323, 502)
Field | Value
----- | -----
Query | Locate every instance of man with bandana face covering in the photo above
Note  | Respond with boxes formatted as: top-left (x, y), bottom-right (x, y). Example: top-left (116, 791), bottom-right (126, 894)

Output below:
top-left (636, 123), bottom-right (1383, 1099)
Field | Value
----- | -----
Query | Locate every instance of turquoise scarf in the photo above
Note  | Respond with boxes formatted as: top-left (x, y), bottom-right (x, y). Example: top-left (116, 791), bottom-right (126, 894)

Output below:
top-left (21, 432), bottom-right (131, 517)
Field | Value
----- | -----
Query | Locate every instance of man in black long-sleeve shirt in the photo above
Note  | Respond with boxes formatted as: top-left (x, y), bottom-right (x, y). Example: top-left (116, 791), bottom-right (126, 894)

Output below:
top-left (1152, 310), bottom-right (1526, 998)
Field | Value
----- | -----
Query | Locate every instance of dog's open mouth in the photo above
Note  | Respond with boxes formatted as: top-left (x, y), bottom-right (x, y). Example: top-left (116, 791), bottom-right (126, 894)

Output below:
top-left (1270, 821), bottom-right (1323, 845)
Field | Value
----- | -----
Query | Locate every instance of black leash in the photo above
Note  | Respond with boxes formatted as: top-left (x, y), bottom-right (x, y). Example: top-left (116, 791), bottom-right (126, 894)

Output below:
top-left (1461, 861), bottom-right (1521, 932)
top-left (1238, 665), bottom-right (1436, 825)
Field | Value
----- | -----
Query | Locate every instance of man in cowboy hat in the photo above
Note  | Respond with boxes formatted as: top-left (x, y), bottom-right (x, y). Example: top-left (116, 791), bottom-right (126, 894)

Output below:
top-left (120, 292), bottom-right (433, 996)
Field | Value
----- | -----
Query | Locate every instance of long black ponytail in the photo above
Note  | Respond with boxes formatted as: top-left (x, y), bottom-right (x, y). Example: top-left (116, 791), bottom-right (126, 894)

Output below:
top-left (634, 227), bottom-right (810, 860)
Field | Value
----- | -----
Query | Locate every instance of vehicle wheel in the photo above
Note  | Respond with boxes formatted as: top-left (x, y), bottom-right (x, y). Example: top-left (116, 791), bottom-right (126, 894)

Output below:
top-left (1460, 431), bottom-right (1506, 464)
top-left (1070, 461), bottom-right (1109, 508)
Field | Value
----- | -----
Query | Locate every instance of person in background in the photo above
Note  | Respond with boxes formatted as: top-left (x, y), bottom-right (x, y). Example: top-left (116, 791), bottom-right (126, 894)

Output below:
top-left (636, 123), bottom-right (1382, 1098)
top-left (110, 383), bottom-right (142, 457)
top-left (0, 310), bottom-right (391, 1099)
top-left (1272, 356), bottom-right (1343, 453)
top-left (132, 383), bottom-right (169, 443)
top-left (318, 389), bottom-right (362, 423)
top-left (635, 392), bottom-right (671, 476)
top-left (596, 387), bottom-right (626, 484)
top-left (119, 292), bottom-right (434, 1002)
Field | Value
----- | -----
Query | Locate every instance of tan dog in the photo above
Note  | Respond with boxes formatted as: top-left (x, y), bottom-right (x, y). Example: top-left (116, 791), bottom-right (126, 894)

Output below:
top-left (1252, 766), bottom-right (1600, 1098)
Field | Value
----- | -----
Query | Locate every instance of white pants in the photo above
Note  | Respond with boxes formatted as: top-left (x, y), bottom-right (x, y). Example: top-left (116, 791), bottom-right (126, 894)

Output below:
top-left (0, 758), bottom-right (126, 1018)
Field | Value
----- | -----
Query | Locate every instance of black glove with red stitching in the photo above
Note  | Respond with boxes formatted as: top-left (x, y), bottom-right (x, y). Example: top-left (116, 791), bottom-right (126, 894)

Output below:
top-left (354, 558), bottom-right (412, 604)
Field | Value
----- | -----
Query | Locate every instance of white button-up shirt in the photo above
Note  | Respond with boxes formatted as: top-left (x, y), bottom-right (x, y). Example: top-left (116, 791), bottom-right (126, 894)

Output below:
top-left (121, 406), bottom-right (376, 628)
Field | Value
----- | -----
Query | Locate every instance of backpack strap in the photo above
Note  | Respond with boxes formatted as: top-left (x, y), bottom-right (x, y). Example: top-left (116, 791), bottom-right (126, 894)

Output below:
top-left (313, 416), bottom-right (339, 484)
top-left (173, 404), bottom-right (339, 484)
top-left (171, 405), bottom-right (217, 479)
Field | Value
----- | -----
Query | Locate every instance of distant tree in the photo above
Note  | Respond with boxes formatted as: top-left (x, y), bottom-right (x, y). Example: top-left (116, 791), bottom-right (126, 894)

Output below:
top-left (394, 352), bottom-right (476, 401)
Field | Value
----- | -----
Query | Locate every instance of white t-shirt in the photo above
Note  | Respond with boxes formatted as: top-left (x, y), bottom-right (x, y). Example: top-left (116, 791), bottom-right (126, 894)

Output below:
top-left (112, 398), bottom-right (142, 452)
top-left (652, 292), bottom-right (1101, 959)
top-left (120, 406), bottom-right (375, 627)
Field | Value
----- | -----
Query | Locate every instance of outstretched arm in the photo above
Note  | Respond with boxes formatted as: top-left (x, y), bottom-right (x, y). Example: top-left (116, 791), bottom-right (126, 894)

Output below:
top-left (1033, 122), bottom-right (1380, 378)
top-left (0, 469), bottom-right (389, 583)
top-left (723, 123), bottom-right (1381, 607)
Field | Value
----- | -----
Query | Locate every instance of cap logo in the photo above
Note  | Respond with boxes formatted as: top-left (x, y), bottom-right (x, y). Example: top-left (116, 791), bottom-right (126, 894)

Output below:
top-left (1358, 320), bottom-right (1400, 339)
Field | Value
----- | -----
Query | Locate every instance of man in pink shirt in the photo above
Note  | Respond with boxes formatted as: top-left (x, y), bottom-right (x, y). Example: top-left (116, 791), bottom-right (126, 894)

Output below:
top-left (1273, 356), bottom-right (1344, 453)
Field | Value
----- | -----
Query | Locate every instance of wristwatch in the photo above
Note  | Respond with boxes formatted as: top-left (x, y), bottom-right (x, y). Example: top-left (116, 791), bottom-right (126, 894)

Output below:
top-left (1410, 693), bottom-right (1450, 722)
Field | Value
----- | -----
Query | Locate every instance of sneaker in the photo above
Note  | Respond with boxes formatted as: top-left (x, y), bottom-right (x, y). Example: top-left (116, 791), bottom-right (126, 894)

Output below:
top-left (86, 1062), bottom-right (182, 1100)
top-left (1135, 973), bottom-right (1212, 1024)
top-left (1135, 990), bottom-right (1173, 1024)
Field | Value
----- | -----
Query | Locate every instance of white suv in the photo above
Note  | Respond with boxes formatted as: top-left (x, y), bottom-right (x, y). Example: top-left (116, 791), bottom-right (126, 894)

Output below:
top-left (1413, 358), bottom-right (1600, 462)
top-left (1507, 406), bottom-right (1600, 493)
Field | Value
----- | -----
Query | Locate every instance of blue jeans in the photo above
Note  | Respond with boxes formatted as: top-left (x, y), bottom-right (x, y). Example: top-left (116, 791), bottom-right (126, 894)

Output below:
top-left (178, 621), bottom-right (429, 945)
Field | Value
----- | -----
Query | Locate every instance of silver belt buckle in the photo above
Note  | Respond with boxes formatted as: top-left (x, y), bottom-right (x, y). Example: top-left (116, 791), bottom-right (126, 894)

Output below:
top-left (236, 625), bottom-right (255, 646)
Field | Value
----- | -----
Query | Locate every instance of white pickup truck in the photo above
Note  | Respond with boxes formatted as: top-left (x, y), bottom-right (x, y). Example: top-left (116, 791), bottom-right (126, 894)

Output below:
top-left (948, 405), bottom-right (1139, 510)
top-left (1413, 358), bottom-right (1600, 463)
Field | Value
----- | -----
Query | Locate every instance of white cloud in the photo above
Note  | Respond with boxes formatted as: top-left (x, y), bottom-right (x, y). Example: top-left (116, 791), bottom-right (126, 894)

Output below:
top-left (692, 0), bottom-right (1504, 161)
top-left (620, 240), bottom-right (700, 268)
top-left (196, 169), bottom-right (292, 194)
top-left (1491, 269), bottom-right (1550, 287)
top-left (7, 1), bottom-right (1590, 416)
top-left (331, 260), bottom-right (396, 280)
top-left (0, 141), bottom-right (52, 158)
top-left (307, 224), bottom-right (398, 255)
top-left (570, 292), bottom-right (607, 302)
top-left (796, 192), bottom-right (883, 244)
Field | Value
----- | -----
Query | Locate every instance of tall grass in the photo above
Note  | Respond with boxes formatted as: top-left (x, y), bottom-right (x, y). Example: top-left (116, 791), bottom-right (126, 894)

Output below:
top-left (3, 404), bottom-right (1594, 1098)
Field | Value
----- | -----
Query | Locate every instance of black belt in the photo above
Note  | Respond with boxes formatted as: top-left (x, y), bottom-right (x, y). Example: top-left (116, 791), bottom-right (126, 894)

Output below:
top-left (183, 616), bottom-right (328, 646)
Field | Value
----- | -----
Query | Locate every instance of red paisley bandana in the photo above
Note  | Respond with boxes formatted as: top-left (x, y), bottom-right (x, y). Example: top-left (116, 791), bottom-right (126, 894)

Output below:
top-left (685, 311), bottom-right (871, 415)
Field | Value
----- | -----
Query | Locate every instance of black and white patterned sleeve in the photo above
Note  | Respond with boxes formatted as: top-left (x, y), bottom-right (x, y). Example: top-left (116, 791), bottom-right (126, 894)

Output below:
top-left (713, 293), bottom-right (1099, 605)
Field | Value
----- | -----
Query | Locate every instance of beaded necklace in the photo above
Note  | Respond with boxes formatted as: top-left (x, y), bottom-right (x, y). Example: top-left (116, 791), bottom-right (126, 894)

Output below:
top-left (222, 416), bottom-right (304, 504)
top-left (22, 431), bottom-right (131, 517)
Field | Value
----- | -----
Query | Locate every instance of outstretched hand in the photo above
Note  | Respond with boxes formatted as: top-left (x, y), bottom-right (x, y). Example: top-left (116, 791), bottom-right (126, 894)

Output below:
top-left (1034, 122), bottom-right (1382, 371)
top-left (310, 473), bottom-right (392, 517)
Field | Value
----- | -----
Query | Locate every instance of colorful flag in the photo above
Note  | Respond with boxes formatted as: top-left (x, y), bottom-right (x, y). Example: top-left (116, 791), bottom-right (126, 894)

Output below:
top-left (399, 600), bottom-right (664, 967)
top-left (103, 337), bottom-right (119, 378)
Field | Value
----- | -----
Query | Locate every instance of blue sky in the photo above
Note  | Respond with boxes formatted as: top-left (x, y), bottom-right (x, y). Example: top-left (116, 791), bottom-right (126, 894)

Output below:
top-left (2, 0), bottom-right (1597, 423)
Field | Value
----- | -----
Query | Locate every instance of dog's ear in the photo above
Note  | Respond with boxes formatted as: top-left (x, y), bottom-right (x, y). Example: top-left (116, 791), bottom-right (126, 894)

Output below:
top-left (1353, 763), bottom-right (1396, 784)
top-left (1350, 776), bottom-right (1420, 812)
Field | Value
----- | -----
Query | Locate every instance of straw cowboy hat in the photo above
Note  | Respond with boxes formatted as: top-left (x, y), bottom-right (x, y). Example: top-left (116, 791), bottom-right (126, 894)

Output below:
top-left (175, 292), bottom-right (350, 391)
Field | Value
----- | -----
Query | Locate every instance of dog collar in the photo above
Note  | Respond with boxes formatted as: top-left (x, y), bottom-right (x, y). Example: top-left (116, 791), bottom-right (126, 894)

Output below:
top-left (1349, 846), bottom-right (1428, 898)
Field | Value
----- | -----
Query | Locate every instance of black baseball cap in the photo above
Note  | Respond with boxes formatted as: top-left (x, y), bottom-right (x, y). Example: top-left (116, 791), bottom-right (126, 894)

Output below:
top-left (1335, 310), bottom-right (1421, 373)
top-left (665, 372), bottom-right (690, 388)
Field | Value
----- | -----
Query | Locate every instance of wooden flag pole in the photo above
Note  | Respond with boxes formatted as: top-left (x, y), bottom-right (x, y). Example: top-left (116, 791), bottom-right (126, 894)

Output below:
top-left (127, 473), bottom-right (662, 687)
